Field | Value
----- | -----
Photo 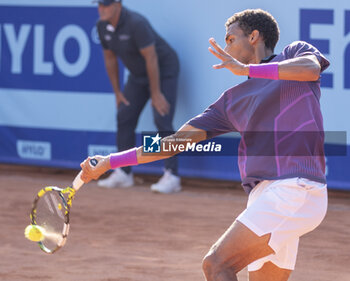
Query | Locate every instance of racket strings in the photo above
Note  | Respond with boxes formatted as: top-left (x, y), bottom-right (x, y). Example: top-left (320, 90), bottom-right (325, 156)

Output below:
top-left (32, 187), bottom-right (71, 252)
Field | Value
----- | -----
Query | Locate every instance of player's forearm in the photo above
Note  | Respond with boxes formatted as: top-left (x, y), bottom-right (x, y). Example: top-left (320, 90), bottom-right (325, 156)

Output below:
top-left (136, 144), bottom-right (172, 164)
top-left (102, 145), bottom-right (171, 170)
top-left (248, 55), bottom-right (321, 81)
top-left (81, 126), bottom-right (206, 181)
top-left (136, 135), bottom-right (185, 164)
top-left (109, 126), bottom-right (207, 166)
top-left (277, 55), bottom-right (321, 81)
top-left (103, 136), bottom-right (186, 170)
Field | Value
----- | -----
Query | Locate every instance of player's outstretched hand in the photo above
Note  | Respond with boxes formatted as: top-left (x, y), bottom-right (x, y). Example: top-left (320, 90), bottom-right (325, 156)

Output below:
top-left (80, 155), bottom-right (111, 183)
top-left (208, 38), bottom-right (249, 76)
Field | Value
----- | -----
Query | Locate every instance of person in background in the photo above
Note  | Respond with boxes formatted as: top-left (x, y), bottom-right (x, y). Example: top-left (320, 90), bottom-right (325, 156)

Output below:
top-left (95, 0), bottom-right (181, 193)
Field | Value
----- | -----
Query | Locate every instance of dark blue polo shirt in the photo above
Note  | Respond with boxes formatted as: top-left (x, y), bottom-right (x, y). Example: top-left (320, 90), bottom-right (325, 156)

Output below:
top-left (97, 7), bottom-right (179, 82)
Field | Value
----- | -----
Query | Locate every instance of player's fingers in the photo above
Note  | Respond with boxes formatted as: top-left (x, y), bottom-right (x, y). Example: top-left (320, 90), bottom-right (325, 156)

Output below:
top-left (209, 38), bottom-right (226, 55)
top-left (82, 158), bottom-right (94, 172)
top-left (209, 48), bottom-right (232, 65)
top-left (213, 63), bottom-right (226, 69)
top-left (213, 59), bottom-right (234, 69)
top-left (80, 173), bottom-right (91, 183)
top-left (80, 169), bottom-right (89, 183)
top-left (208, 47), bottom-right (226, 60)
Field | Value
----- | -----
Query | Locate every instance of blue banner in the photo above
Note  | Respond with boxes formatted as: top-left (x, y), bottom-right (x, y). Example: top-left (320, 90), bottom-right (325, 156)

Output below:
top-left (0, 6), bottom-right (118, 92)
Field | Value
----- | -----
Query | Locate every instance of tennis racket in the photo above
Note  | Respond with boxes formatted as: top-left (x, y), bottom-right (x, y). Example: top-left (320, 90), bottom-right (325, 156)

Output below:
top-left (29, 158), bottom-right (97, 254)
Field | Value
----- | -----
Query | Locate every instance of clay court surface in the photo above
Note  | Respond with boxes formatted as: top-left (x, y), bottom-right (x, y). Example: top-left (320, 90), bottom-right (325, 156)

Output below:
top-left (0, 164), bottom-right (349, 281)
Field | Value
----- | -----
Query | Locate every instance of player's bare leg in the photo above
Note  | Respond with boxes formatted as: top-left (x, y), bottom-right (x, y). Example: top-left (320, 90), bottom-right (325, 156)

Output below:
top-left (249, 261), bottom-right (292, 281)
top-left (202, 221), bottom-right (274, 281)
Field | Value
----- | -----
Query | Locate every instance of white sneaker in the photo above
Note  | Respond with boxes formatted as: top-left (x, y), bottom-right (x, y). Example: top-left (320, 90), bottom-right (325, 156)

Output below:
top-left (151, 170), bottom-right (181, 194)
top-left (97, 168), bottom-right (134, 188)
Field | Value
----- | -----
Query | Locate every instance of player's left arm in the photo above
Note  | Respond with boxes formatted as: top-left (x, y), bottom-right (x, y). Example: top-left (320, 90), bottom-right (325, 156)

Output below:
top-left (274, 55), bottom-right (321, 81)
top-left (228, 55), bottom-right (321, 81)
top-left (208, 38), bottom-right (322, 81)
top-left (140, 44), bottom-right (170, 116)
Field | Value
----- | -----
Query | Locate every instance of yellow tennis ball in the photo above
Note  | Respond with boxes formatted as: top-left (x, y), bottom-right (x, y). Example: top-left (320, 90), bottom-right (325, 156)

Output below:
top-left (24, 225), bottom-right (45, 242)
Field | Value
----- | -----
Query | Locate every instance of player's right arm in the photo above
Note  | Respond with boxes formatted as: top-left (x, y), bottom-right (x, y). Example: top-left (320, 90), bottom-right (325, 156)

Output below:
top-left (137, 124), bottom-right (207, 164)
top-left (102, 49), bottom-right (129, 107)
top-left (80, 125), bottom-right (207, 183)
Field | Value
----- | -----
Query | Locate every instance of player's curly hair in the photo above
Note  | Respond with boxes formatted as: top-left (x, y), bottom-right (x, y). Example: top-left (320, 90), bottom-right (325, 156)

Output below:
top-left (226, 9), bottom-right (280, 51)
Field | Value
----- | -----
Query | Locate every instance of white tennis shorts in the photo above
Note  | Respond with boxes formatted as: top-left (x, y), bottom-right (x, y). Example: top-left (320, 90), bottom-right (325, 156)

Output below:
top-left (236, 177), bottom-right (327, 271)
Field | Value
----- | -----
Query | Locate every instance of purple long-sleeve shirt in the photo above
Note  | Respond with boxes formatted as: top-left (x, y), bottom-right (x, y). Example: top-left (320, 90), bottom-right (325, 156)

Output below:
top-left (188, 41), bottom-right (330, 193)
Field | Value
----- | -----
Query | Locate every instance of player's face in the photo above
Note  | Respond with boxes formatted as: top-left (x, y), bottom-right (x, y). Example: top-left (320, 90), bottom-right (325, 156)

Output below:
top-left (98, 3), bottom-right (120, 22)
top-left (224, 22), bottom-right (255, 64)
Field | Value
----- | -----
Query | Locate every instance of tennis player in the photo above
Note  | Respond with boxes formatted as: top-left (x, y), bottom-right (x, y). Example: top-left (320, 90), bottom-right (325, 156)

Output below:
top-left (81, 9), bottom-right (329, 281)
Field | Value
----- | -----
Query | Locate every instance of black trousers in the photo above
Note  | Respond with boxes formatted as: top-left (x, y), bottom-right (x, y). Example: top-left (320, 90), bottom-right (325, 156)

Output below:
top-left (117, 75), bottom-right (178, 175)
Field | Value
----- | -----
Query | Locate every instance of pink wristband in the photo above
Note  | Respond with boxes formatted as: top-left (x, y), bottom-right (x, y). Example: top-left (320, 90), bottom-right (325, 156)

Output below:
top-left (249, 63), bottom-right (279, 80)
top-left (110, 148), bottom-right (138, 169)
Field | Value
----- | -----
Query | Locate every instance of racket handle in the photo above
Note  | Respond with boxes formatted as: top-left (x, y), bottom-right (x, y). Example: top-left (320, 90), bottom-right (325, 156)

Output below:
top-left (72, 158), bottom-right (98, 191)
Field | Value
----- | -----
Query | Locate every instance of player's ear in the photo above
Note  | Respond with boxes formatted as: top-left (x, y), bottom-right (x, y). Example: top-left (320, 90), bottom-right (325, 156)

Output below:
top-left (250, 30), bottom-right (260, 44)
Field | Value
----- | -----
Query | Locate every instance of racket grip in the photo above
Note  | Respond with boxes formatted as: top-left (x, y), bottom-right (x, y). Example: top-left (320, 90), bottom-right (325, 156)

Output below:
top-left (72, 158), bottom-right (98, 191)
